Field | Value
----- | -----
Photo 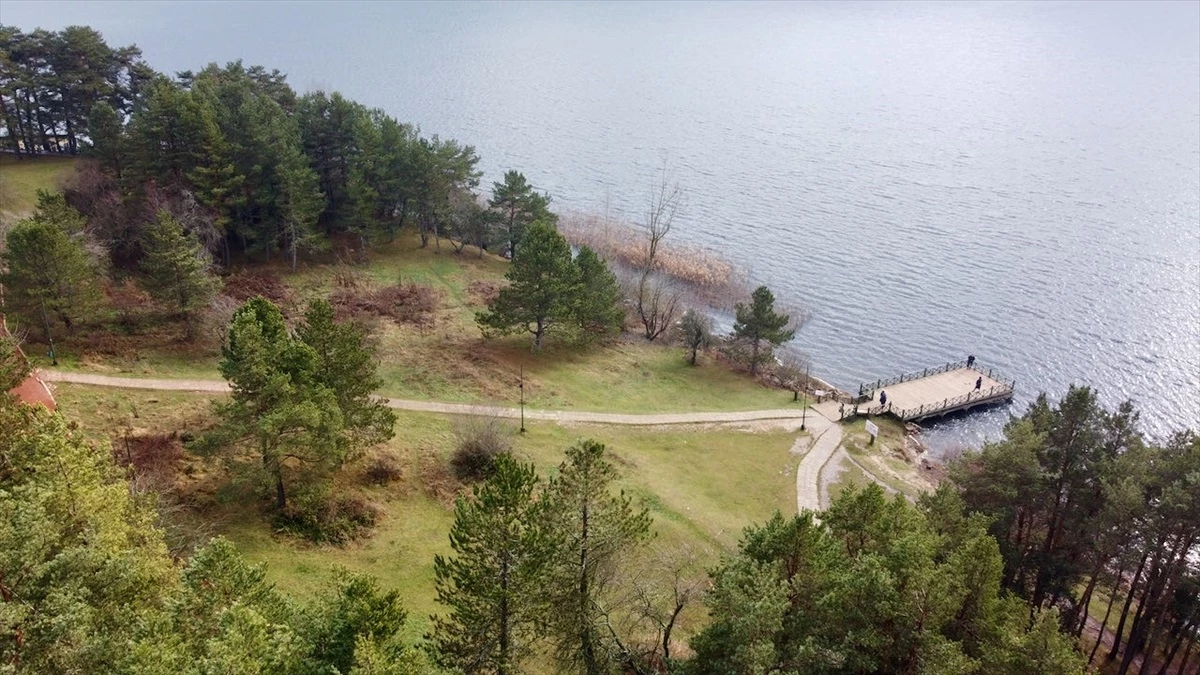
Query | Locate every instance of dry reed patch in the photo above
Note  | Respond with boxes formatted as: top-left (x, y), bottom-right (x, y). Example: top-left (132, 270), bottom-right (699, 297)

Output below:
top-left (559, 212), bottom-right (745, 304)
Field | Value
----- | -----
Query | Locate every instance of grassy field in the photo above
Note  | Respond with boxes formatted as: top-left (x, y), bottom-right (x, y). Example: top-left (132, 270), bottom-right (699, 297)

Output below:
top-left (3, 153), bottom-right (798, 414)
top-left (28, 229), bottom-right (799, 414)
top-left (0, 153), bottom-right (79, 224)
top-left (53, 382), bottom-right (801, 644)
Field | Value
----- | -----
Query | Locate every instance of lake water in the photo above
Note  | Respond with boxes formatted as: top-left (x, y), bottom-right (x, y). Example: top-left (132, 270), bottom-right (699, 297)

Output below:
top-left (8, 0), bottom-right (1199, 451)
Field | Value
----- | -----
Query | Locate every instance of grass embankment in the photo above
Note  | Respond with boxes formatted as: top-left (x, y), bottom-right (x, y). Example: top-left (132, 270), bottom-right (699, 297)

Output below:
top-left (825, 416), bottom-right (935, 503)
top-left (54, 383), bottom-right (801, 642)
top-left (0, 153), bottom-right (79, 225)
top-left (32, 228), bottom-right (798, 414)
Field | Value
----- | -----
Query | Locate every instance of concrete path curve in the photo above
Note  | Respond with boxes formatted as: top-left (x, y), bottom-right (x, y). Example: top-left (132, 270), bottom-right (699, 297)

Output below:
top-left (793, 421), bottom-right (844, 513)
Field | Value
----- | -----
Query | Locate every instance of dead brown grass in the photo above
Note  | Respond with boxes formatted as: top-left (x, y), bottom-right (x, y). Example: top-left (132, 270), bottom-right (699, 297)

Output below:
top-left (222, 269), bottom-right (292, 306)
top-left (467, 279), bottom-right (503, 305)
top-left (113, 431), bottom-right (186, 481)
top-left (328, 268), bottom-right (439, 328)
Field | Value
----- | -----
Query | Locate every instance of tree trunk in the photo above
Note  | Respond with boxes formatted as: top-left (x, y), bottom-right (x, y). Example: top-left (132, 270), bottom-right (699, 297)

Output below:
top-left (1091, 563), bottom-right (1128, 666)
top-left (1172, 627), bottom-right (1196, 675)
top-left (1133, 533), bottom-right (1195, 675)
top-left (64, 112), bottom-right (76, 154)
top-left (499, 550), bottom-right (510, 675)
top-left (274, 468), bottom-right (286, 509)
top-left (663, 601), bottom-right (684, 664)
top-left (1119, 533), bottom-right (1189, 675)
top-left (1157, 617), bottom-right (1196, 675)
top-left (1076, 567), bottom-right (1101, 637)
top-left (580, 493), bottom-right (598, 675)
top-left (533, 319), bottom-right (545, 351)
top-left (688, 345), bottom-right (698, 366)
top-left (1112, 550), bottom-right (1152, 661)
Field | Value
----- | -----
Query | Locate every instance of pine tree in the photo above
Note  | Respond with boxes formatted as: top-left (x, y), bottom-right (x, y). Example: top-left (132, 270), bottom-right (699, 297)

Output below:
top-left (476, 220), bottom-right (576, 350)
top-left (296, 299), bottom-right (395, 450)
top-left (570, 246), bottom-right (624, 342)
top-left (140, 209), bottom-right (221, 337)
top-left (489, 170), bottom-right (554, 258)
top-left (731, 285), bottom-right (794, 375)
top-left (677, 309), bottom-right (713, 366)
top-left (543, 440), bottom-right (652, 674)
top-left (431, 454), bottom-right (553, 674)
top-left (278, 139), bottom-right (325, 270)
top-left (0, 332), bottom-right (30, 393)
top-left (201, 297), bottom-right (344, 510)
top-left (0, 405), bottom-right (175, 672)
top-left (0, 213), bottom-right (102, 342)
top-left (200, 297), bottom-right (394, 512)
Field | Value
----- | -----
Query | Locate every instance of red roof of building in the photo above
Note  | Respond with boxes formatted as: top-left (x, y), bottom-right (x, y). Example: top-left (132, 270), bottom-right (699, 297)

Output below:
top-left (1, 314), bottom-right (57, 410)
top-left (10, 370), bottom-right (56, 410)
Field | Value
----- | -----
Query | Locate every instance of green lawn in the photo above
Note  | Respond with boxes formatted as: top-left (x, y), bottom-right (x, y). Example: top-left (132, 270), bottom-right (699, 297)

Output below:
top-left (52, 383), bottom-right (801, 645)
top-left (32, 231), bottom-right (797, 414)
top-left (0, 153), bottom-right (79, 223)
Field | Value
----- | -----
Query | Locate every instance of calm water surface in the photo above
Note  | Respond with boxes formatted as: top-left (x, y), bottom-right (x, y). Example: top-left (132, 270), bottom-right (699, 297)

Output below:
top-left (8, 1), bottom-right (1199, 451)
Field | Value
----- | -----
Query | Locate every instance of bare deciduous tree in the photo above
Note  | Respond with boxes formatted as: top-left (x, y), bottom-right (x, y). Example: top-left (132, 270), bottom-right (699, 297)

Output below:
top-left (590, 543), bottom-right (706, 673)
top-left (775, 353), bottom-right (812, 402)
top-left (635, 168), bottom-right (683, 341)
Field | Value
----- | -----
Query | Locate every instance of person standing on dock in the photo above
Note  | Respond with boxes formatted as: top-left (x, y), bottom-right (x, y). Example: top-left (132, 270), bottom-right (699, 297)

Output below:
top-left (879, 390), bottom-right (888, 407)
top-left (975, 376), bottom-right (982, 391)
top-left (967, 355), bottom-right (975, 368)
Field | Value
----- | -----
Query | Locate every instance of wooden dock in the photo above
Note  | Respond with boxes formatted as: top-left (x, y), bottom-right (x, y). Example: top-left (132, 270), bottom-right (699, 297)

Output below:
top-left (856, 360), bottom-right (1015, 422)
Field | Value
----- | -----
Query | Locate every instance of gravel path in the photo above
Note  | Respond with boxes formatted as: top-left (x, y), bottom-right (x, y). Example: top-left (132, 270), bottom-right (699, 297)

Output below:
top-left (45, 370), bottom-right (853, 514)
top-left (793, 420), bottom-right (843, 513)
top-left (41, 371), bottom-right (812, 426)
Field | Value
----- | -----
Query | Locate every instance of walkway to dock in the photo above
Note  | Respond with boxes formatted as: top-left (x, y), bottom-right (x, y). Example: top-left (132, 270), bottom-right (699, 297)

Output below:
top-left (857, 361), bottom-right (1015, 422)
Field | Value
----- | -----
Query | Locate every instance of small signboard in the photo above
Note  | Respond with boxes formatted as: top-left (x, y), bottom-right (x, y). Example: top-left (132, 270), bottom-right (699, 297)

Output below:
top-left (865, 420), bottom-right (879, 439)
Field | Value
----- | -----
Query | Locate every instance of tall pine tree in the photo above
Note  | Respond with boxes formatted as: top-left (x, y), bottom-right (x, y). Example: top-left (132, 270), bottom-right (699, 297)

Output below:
top-left (543, 440), bottom-right (652, 674)
top-left (570, 246), bottom-right (624, 342)
top-left (431, 454), bottom-right (553, 674)
top-left (476, 220), bottom-right (576, 350)
top-left (140, 209), bottom-right (221, 337)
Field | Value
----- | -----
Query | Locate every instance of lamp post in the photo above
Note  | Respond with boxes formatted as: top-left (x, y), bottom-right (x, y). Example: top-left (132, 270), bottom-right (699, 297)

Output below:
top-left (519, 365), bottom-right (526, 433)
top-left (800, 362), bottom-right (809, 431)
top-left (39, 299), bottom-right (57, 366)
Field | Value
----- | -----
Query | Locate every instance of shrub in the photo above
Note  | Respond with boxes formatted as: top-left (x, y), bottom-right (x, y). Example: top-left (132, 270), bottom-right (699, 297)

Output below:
top-left (276, 490), bottom-right (381, 545)
top-left (451, 415), bottom-right (513, 482)
top-left (328, 274), bottom-right (438, 328)
top-left (106, 278), bottom-right (152, 330)
top-left (467, 279), bottom-right (502, 306)
top-left (194, 294), bottom-right (240, 354)
top-left (363, 451), bottom-right (404, 486)
top-left (222, 270), bottom-right (291, 305)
